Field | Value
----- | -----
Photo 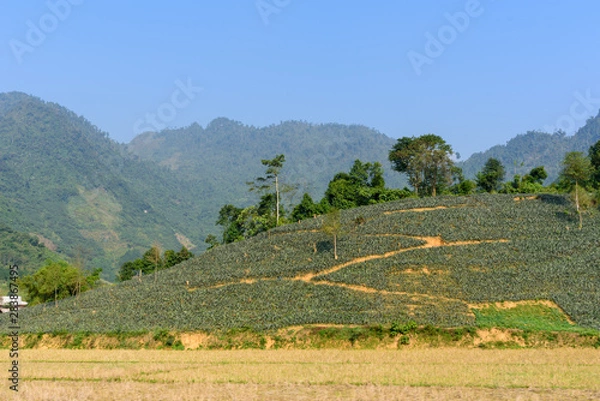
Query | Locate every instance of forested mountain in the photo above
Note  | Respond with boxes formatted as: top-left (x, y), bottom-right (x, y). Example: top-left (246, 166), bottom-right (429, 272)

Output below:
top-left (0, 92), bottom-right (208, 279)
top-left (125, 118), bottom-right (406, 209)
top-left (0, 93), bottom-right (406, 280)
top-left (0, 224), bottom-right (62, 281)
top-left (460, 112), bottom-right (600, 182)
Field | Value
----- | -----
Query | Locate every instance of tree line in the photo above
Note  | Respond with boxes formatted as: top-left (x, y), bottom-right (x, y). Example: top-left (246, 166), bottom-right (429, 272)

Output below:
top-left (210, 136), bottom-right (600, 247)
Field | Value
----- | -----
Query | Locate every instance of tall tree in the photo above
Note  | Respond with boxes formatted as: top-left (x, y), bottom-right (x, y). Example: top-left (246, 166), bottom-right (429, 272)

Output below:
top-left (389, 137), bottom-right (424, 195)
top-left (321, 209), bottom-right (343, 260)
top-left (145, 244), bottom-right (162, 283)
top-left (476, 158), bottom-right (506, 192)
top-left (248, 154), bottom-right (286, 226)
top-left (560, 152), bottom-right (593, 230)
top-left (389, 135), bottom-right (454, 196)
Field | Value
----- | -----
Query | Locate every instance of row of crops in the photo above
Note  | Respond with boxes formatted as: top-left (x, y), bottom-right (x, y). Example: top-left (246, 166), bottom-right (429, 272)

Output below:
top-left (3, 194), bottom-right (599, 332)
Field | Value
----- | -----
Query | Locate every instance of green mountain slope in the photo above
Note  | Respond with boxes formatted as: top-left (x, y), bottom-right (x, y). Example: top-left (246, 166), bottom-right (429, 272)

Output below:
top-left (0, 92), bottom-right (208, 278)
top-left (460, 113), bottom-right (600, 182)
top-left (0, 224), bottom-right (62, 281)
top-left (8, 194), bottom-right (600, 333)
top-left (125, 118), bottom-right (407, 209)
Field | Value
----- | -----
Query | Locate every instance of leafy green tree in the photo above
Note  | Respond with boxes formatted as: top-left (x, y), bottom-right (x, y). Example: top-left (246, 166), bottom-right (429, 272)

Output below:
top-left (118, 259), bottom-right (146, 282)
top-left (321, 209), bottom-right (343, 260)
top-left (324, 172), bottom-right (360, 209)
top-left (164, 246), bottom-right (194, 268)
top-left (175, 246), bottom-right (193, 263)
top-left (292, 193), bottom-right (325, 221)
top-left (20, 260), bottom-right (101, 307)
top-left (204, 234), bottom-right (220, 250)
top-left (389, 134), bottom-right (454, 196)
top-left (321, 160), bottom-right (408, 210)
top-left (502, 166), bottom-right (549, 194)
top-left (560, 152), bottom-right (593, 229)
top-left (524, 166), bottom-right (548, 185)
top-left (216, 204), bottom-right (245, 244)
top-left (476, 158), bottom-right (506, 192)
top-left (118, 246), bottom-right (193, 281)
top-left (449, 166), bottom-right (476, 195)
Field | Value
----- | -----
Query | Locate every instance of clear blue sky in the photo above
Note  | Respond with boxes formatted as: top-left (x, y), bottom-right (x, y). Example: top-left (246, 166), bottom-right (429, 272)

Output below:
top-left (2, 0), bottom-right (600, 158)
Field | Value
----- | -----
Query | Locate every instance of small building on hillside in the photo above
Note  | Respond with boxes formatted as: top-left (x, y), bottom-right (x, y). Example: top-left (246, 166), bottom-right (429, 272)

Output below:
top-left (0, 296), bottom-right (27, 313)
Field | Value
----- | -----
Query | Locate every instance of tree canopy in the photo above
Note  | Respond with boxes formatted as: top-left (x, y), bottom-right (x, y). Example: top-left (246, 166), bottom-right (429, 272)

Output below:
top-left (118, 246), bottom-right (194, 281)
top-left (389, 134), bottom-right (455, 196)
top-left (476, 158), bottom-right (506, 192)
top-left (19, 260), bottom-right (102, 306)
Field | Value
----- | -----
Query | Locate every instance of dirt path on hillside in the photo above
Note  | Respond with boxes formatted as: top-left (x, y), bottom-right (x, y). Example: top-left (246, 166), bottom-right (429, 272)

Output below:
top-left (200, 235), bottom-right (508, 303)
top-left (294, 236), bottom-right (507, 282)
top-left (383, 203), bottom-right (470, 215)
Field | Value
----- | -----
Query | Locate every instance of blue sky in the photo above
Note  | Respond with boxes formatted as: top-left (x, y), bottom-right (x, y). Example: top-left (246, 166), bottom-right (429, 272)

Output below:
top-left (2, 0), bottom-right (600, 158)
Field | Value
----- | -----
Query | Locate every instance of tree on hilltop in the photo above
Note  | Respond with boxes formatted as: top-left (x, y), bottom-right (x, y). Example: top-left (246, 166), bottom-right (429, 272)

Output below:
top-left (321, 209), bottom-right (343, 260)
top-left (560, 152), bottom-right (592, 230)
top-left (247, 154), bottom-right (288, 226)
top-left (476, 158), bottom-right (506, 193)
top-left (389, 134), bottom-right (454, 196)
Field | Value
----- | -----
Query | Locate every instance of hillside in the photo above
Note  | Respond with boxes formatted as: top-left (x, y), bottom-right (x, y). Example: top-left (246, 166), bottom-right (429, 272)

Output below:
top-left (7, 194), bottom-right (600, 333)
top-left (0, 92), bottom-right (209, 279)
top-left (125, 119), bottom-right (407, 208)
top-left (0, 225), bottom-right (62, 280)
top-left (460, 112), bottom-right (600, 182)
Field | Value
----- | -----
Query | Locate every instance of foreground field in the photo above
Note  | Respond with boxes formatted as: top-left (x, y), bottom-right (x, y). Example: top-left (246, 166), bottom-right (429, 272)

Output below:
top-left (2, 349), bottom-right (600, 400)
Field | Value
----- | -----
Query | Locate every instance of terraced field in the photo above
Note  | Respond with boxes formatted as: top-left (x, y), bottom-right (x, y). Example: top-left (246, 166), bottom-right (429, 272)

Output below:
top-left (4, 194), bottom-right (600, 333)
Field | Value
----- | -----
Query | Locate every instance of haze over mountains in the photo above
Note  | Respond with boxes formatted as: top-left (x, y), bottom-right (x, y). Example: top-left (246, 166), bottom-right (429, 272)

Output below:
top-left (1, 91), bottom-right (600, 279)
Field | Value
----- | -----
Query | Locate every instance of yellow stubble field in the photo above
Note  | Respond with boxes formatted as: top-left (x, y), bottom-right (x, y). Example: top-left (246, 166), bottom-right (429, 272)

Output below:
top-left (2, 348), bottom-right (600, 401)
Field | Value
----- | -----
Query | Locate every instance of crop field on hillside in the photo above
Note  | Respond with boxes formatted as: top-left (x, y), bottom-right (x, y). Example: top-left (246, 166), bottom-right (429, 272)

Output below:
top-left (3, 194), bottom-right (599, 333)
top-left (1, 349), bottom-right (599, 401)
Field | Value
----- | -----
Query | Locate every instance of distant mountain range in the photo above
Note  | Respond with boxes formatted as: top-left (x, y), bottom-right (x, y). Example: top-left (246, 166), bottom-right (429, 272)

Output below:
top-left (0, 92), bottom-right (208, 279)
top-left (1, 91), bottom-right (599, 280)
top-left (125, 118), bottom-right (407, 211)
top-left (460, 113), bottom-right (600, 182)
top-left (0, 93), bottom-right (405, 279)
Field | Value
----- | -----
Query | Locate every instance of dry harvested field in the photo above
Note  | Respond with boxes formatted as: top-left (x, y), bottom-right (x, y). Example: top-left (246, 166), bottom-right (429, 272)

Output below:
top-left (2, 348), bottom-right (600, 400)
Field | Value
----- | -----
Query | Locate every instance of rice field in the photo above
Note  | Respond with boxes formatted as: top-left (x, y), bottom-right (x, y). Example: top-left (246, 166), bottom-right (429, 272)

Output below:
top-left (2, 348), bottom-right (599, 400)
